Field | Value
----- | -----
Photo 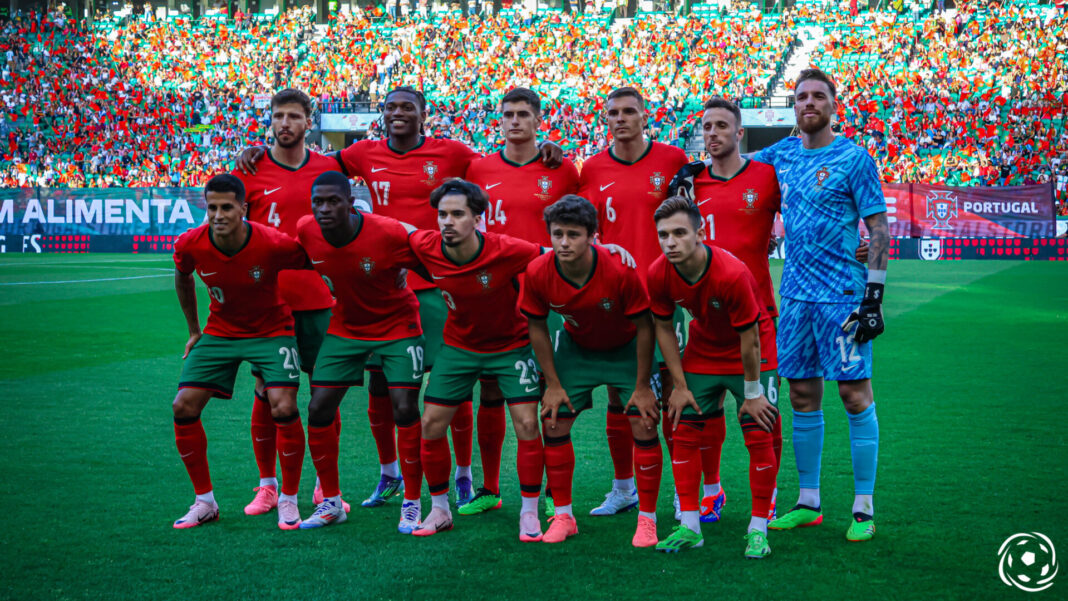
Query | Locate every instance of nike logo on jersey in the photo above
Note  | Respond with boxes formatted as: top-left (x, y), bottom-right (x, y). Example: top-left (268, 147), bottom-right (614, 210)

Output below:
top-left (311, 259), bottom-right (325, 264)
top-left (199, 271), bottom-right (217, 277)
top-left (697, 198), bottom-right (711, 206)
top-left (486, 182), bottom-right (502, 190)
top-left (264, 187), bottom-right (282, 195)
top-left (371, 167), bottom-right (388, 173)
top-left (431, 275), bottom-right (447, 280)
top-left (600, 182), bottom-right (615, 191)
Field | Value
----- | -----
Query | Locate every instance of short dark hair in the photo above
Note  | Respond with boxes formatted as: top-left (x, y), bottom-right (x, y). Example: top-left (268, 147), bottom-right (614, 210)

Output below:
top-left (312, 171), bottom-right (352, 199)
top-left (795, 68), bottom-right (837, 99)
top-left (653, 196), bottom-right (702, 231)
top-left (385, 86), bottom-right (427, 111)
top-left (703, 96), bottom-right (742, 126)
top-left (429, 179), bottom-right (488, 215)
top-left (204, 173), bottom-right (246, 203)
top-left (606, 86), bottom-right (645, 108)
top-left (271, 88), bottom-right (313, 117)
top-left (544, 195), bottom-right (598, 236)
top-left (501, 87), bottom-right (541, 115)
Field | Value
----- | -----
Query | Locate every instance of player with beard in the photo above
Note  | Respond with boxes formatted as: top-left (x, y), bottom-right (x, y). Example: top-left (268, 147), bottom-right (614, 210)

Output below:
top-left (231, 89), bottom-right (350, 518)
top-left (576, 87), bottom-right (689, 518)
top-left (237, 87), bottom-right (564, 511)
top-left (753, 69), bottom-right (888, 542)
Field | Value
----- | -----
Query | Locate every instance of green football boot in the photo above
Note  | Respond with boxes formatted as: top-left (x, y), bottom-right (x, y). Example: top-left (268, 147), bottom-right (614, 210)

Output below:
top-left (744, 529), bottom-right (771, 559)
top-left (654, 524), bottom-right (704, 553)
top-left (769, 504), bottom-right (823, 530)
top-left (457, 487), bottom-right (502, 516)
top-left (846, 512), bottom-right (875, 542)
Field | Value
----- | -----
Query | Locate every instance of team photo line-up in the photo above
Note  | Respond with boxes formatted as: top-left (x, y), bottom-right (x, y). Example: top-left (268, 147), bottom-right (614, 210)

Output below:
top-left (169, 68), bottom-right (889, 559)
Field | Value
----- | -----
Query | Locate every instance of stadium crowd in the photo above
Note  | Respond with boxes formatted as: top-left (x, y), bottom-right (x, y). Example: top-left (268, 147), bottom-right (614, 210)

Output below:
top-left (1, 2), bottom-right (1066, 212)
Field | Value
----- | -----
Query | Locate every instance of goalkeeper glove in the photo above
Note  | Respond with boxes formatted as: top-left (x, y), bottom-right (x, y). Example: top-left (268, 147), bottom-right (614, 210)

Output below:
top-left (841, 282), bottom-right (884, 343)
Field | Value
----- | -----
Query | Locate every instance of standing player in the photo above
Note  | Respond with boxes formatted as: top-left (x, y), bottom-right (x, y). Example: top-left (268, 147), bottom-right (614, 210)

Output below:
top-left (405, 179), bottom-right (547, 539)
top-left (296, 172), bottom-right (427, 533)
top-left (462, 87), bottom-right (579, 515)
top-left (754, 69), bottom-right (888, 542)
top-left (521, 196), bottom-right (662, 547)
top-left (667, 97), bottom-right (783, 525)
top-left (577, 86), bottom-right (689, 517)
top-left (647, 197), bottom-right (779, 558)
top-left (170, 174), bottom-right (309, 530)
top-left (232, 89), bottom-right (347, 517)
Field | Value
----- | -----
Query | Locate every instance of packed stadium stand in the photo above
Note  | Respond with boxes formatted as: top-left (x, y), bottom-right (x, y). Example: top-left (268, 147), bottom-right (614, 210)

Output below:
top-left (1, 0), bottom-right (1066, 212)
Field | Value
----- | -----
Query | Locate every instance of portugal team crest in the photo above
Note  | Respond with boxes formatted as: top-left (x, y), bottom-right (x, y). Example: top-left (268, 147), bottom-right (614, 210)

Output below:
top-left (649, 172), bottom-right (665, 195)
top-left (249, 265), bottom-right (263, 282)
top-left (815, 167), bottom-right (831, 187)
top-left (536, 176), bottom-right (553, 201)
top-left (920, 239), bottom-right (942, 261)
top-left (360, 257), bottom-right (376, 275)
top-left (422, 161), bottom-right (439, 184)
top-left (476, 269), bottom-right (493, 289)
top-left (926, 190), bottom-right (958, 230)
top-left (743, 188), bottom-right (758, 210)
top-left (708, 297), bottom-right (722, 310)
top-left (599, 298), bottom-right (615, 313)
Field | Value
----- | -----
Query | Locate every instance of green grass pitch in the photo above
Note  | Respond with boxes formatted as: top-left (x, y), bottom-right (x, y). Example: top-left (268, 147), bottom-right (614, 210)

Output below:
top-left (1, 255), bottom-right (1065, 600)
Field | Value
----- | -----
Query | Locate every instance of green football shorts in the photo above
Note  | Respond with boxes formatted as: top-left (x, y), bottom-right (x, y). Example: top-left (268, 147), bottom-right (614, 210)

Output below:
top-left (311, 334), bottom-right (425, 390)
top-left (679, 369), bottom-right (779, 421)
top-left (552, 330), bottom-right (642, 419)
top-left (252, 308), bottom-right (330, 379)
top-left (180, 334), bottom-right (301, 399)
top-left (424, 344), bottom-right (540, 406)
top-left (367, 288), bottom-right (445, 374)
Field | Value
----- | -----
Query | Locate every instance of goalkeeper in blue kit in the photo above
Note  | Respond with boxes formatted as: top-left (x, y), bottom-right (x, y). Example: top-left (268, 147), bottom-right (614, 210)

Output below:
top-left (753, 69), bottom-right (888, 542)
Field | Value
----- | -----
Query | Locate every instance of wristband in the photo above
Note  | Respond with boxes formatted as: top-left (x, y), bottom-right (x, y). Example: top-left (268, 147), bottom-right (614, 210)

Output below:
top-left (867, 269), bottom-right (887, 285)
top-left (744, 380), bottom-right (763, 400)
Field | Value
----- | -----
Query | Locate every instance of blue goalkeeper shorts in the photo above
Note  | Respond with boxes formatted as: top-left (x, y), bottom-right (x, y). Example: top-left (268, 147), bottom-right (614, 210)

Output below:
top-left (777, 297), bottom-right (873, 381)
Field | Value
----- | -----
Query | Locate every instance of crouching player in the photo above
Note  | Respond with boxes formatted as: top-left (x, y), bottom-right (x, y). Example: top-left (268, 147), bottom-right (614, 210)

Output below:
top-left (648, 197), bottom-right (779, 558)
top-left (521, 195), bottom-right (662, 547)
top-left (171, 174), bottom-right (309, 530)
top-left (296, 172), bottom-right (427, 533)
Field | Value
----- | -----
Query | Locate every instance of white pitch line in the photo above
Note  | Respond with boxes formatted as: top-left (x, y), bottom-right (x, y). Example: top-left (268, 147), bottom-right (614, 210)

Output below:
top-left (0, 274), bottom-right (172, 286)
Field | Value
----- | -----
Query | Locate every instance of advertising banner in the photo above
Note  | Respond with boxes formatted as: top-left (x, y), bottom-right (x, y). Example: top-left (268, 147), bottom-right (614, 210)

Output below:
top-left (0, 188), bottom-right (206, 236)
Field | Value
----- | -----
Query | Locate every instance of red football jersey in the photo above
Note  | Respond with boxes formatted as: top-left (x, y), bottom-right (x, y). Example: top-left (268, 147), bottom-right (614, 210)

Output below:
top-left (297, 213), bottom-right (422, 341)
top-left (578, 142), bottom-right (689, 272)
top-left (520, 245), bottom-right (650, 351)
top-left (688, 159), bottom-right (781, 317)
top-left (173, 222), bottom-right (308, 338)
top-left (338, 137), bottom-right (481, 291)
top-left (647, 245), bottom-right (777, 375)
top-left (466, 151), bottom-right (580, 245)
top-left (408, 230), bottom-right (542, 353)
top-left (233, 149), bottom-right (338, 312)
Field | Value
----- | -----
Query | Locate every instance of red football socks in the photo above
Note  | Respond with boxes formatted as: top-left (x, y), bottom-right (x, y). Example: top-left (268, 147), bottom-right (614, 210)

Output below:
top-left (274, 416), bottom-right (305, 496)
top-left (742, 423), bottom-right (778, 518)
top-left (606, 406), bottom-right (634, 480)
top-left (633, 435), bottom-right (663, 513)
top-left (175, 418), bottom-right (212, 494)
top-left (543, 431), bottom-right (575, 507)
top-left (368, 393), bottom-right (397, 465)
top-left (452, 401), bottom-right (475, 468)
top-left (671, 422), bottom-right (703, 512)
top-left (476, 402), bottom-right (506, 494)
top-left (250, 391), bottom-right (276, 478)
top-left (308, 423), bottom-right (340, 498)
top-left (397, 421), bottom-right (423, 501)
top-left (421, 436), bottom-right (452, 496)
top-left (700, 413), bottom-right (726, 484)
top-left (516, 438), bottom-right (544, 499)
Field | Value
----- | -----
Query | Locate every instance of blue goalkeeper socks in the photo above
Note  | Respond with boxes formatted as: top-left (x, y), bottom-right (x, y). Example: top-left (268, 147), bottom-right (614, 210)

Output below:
top-left (848, 403), bottom-right (879, 496)
top-left (792, 410), bottom-right (824, 492)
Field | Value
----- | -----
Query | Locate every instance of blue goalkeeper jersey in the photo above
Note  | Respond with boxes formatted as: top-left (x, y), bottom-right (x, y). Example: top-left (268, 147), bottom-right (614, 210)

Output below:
top-left (754, 136), bottom-right (886, 304)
